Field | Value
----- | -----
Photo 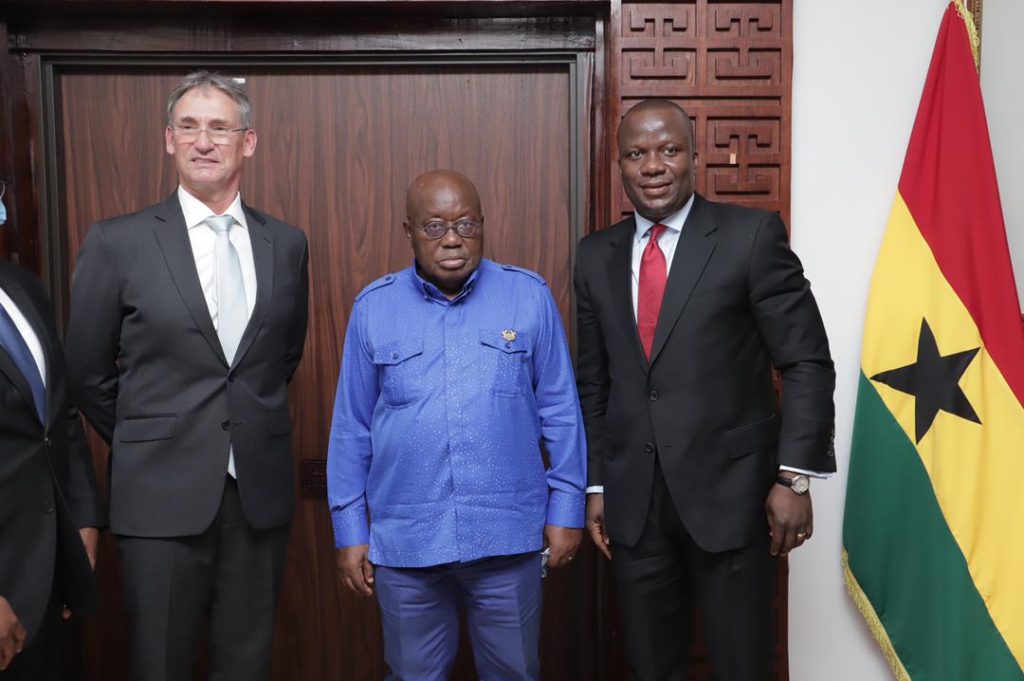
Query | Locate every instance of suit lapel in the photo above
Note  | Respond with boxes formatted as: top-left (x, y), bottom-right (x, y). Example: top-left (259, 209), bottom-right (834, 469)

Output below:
top-left (10, 284), bottom-right (57, 427)
top-left (0, 345), bottom-right (39, 425)
top-left (606, 218), bottom-right (650, 372)
top-left (151, 194), bottom-right (228, 366)
top-left (232, 204), bottom-right (273, 369)
top-left (649, 196), bottom-right (717, 366)
top-left (0, 269), bottom-right (48, 426)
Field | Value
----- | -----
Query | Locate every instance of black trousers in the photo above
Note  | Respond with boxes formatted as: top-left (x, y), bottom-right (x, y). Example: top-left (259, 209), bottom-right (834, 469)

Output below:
top-left (117, 476), bottom-right (291, 681)
top-left (2, 585), bottom-right (61, 681)
top-left (611, 461), bottom-right (774, 681)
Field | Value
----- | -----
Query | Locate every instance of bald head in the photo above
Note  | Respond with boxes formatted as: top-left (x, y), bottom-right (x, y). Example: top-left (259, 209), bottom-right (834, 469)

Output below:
top-left (406, 170), bottom-right (483, 224)
top-left (403, 169), bottom-right (485, 299)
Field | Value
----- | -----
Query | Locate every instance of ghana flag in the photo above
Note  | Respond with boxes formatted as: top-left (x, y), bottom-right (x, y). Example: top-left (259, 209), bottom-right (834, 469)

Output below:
top-left (843, 2), bottom-right (1024, 679)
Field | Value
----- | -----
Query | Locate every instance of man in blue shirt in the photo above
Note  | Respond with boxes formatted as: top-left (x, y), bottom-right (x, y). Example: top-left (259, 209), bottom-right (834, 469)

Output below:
top-left (328, 169), bottom-right (586, 679)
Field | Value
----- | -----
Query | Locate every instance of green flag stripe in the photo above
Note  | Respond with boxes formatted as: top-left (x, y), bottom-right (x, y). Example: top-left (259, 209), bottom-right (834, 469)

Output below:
top-left (843, 372), bottom-right (1021, 680)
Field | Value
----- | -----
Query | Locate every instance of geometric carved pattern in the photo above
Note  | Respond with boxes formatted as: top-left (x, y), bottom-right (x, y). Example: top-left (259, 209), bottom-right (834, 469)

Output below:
top-left (610, 0), bottom-right (792, 225)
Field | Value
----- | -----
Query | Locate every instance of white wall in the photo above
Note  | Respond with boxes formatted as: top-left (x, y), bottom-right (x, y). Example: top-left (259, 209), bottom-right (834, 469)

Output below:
top-left (786, 1), bottom-right (1022, 678)
top-left (980, 0), bottom-right (1024, 304)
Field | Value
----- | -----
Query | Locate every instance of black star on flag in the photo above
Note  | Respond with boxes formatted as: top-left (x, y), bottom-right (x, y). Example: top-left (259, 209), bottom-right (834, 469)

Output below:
top-left (870, 318), bottom-right (981, 443)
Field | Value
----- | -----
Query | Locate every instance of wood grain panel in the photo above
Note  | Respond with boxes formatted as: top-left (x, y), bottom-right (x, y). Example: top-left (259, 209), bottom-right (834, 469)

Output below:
top-left (12, 15), bottom-right (595, 54)
top-left (56, 62), bottom-right (583, 681)
top-left (0, 22), bottom-right (40, 270)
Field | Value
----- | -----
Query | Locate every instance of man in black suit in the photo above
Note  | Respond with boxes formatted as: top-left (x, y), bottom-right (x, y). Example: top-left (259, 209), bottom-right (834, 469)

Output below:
top-left (66, 71), bottom-right (309, 681)
top-left (0, 258), bottom-right (104, 680)
top-left (574, 99), bottom-right (835, 680)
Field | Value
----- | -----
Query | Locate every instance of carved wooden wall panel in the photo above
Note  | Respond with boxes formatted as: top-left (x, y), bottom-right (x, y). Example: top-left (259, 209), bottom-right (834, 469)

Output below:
top-left (609, 0), bottom-right (791, 226)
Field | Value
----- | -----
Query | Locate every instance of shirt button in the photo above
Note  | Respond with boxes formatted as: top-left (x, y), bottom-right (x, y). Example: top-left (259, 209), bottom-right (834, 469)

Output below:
top-left (221, 420), bottom-right (231, 431)
top-left (505, 342), bottom-right (512, 349)
top-left (644, 442), bottom-right (655, 454)
top-left (392, 352), bottom-right (399, 360)
top-left (649, 390), bottom-right (659, 401)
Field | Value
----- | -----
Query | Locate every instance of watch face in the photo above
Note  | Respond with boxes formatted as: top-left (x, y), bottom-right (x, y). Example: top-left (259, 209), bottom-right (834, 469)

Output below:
top-left (792, 476), bottom-right (810, 494)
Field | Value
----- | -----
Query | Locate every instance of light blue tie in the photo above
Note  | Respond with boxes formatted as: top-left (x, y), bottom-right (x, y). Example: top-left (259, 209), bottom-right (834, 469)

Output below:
top-left (206, 215), bottom-right (247, 364)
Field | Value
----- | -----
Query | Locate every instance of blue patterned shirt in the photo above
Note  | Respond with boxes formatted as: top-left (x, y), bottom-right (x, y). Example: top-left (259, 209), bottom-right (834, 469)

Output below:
top-left (328, 259), bottom-right (586, 567)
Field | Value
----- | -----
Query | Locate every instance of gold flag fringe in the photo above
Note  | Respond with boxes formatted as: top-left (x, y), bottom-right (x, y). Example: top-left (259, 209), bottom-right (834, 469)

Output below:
top-left (951, 0), bottom-right (981, 70)
top-left (842, 549), bottom-right (913, 681)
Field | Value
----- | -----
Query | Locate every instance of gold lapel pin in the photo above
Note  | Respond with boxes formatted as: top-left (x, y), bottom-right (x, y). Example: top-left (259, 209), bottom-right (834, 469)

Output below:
top-left (501, 329), bottom-right (517, 342)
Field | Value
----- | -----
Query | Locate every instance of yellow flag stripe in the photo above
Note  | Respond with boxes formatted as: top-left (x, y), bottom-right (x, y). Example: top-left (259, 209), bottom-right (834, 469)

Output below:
top-left (861, 193), bottom-right (1024, 668)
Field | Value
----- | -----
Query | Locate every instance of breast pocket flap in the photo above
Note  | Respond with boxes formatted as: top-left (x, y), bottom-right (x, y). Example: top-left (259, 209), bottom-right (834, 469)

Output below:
top-left (118, 415), bottom-right (177, 443)
top-left (479, 329), bottom-right (529, 354)
top-left (373, 339), bottom-right (424, 366)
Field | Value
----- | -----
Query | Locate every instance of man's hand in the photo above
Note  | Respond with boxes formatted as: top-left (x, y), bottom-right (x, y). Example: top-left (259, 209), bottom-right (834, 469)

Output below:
top-left (79, 528), bottom-right (100, 570)
top-left (544, 525), bottom-right (582, 569)
top-left (585, 494), bottom-right (612, 560)
top-left (62, 527), bottom-right (103, 620)
top-left (0, 596), bottom-right (27, 671)
top-left (336, 545), bottom-right (374, 597)
top-left (766, 483), bottom-right (813, 557)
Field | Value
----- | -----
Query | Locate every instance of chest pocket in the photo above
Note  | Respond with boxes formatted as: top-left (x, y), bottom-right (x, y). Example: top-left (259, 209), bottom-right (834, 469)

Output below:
top-left (478, 329), bottom-right (530, 398)
top-left (374, 339), bottom-right (424, 408)
top-left (685, 282), bottom-right (747, 312)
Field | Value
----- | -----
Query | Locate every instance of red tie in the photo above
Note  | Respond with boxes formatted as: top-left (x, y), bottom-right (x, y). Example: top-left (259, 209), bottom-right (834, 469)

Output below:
top-left (637, 223), bottom-right (668, 360)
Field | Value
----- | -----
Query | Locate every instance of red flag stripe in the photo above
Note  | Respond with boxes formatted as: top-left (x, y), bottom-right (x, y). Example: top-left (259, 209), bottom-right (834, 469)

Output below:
top-left (897, 3), bottom-right (1024, 407)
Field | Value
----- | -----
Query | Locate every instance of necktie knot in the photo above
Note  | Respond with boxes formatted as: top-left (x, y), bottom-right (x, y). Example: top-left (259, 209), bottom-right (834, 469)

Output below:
top-left (646, 223), bottom-right (668, 247)
top-left (206, 215), bottom-right (234, 235)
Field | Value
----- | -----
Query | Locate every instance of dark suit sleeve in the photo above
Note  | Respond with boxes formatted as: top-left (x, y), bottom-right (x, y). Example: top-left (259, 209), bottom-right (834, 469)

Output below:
top-left (574, 243), bottom-right (611, 488)
top-left (66, 223), bottom-right (122, 444)
top-left (748, 213), bottom-right (836, 472)
top-left (284, 235), bottom-right (309, 384)
top-left (65, 403), bottom-right (107, 528)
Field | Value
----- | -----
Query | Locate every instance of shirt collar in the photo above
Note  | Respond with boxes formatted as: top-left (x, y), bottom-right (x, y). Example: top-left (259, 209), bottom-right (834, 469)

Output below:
top-left (178, 186), bottom-right (247, 231)
top-left (411, 259), bottom-right (484, 303)
top-left (633, 192), bottom-right (695, 242)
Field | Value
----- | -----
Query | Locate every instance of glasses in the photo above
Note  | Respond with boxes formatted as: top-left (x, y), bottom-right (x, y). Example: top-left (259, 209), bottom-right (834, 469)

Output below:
top-left (171, 124), bottom-right (248, 145)
top-left (418, 219), bottom-right (482, 240)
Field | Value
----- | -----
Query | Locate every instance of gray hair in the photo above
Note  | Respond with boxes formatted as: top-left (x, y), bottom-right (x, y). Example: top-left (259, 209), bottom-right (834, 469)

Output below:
top-left (166, 71), bottom-right (253, 129)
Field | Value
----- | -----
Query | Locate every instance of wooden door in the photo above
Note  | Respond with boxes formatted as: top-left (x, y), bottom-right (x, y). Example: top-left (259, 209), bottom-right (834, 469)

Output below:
top-left (52, 59), bottom-right (591, 681)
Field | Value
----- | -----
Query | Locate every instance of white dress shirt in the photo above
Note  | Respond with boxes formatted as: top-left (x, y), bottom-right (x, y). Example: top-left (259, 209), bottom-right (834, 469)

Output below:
top-left (585, 195), bottom-right (825, 495)
top-left (178, 186), bottom-right (257, 477)
top-left (0, 283), bottom-right (47, 386)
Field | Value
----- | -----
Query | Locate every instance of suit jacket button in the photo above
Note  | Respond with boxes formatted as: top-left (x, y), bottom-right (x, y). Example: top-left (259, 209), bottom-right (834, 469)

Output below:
top-left (42, 501), bottom-right (54, 513)
top-left (44, 436), bottom-right (52, 447)
top-left (221, 420), bottom-right (231, 431)
top-left (644, 442), bottom-right (655, 454)
top-left (649, 390), bottom-right (659, 401)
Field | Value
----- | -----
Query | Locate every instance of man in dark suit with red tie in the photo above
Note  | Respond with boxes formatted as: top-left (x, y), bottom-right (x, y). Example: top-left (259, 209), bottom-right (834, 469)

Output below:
top-left (574, 99), bottom-right (835, 680)
top-left (0, 258), bottom-right (104, 679)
